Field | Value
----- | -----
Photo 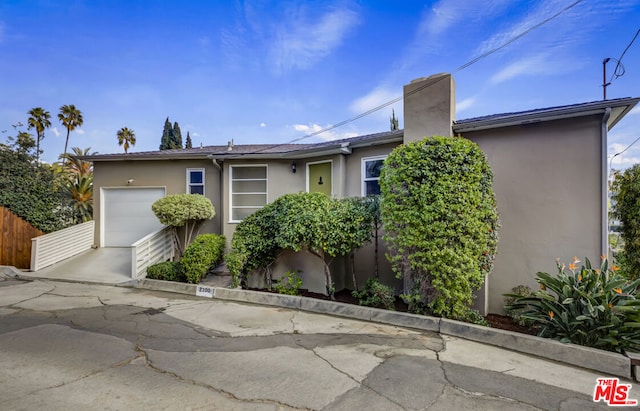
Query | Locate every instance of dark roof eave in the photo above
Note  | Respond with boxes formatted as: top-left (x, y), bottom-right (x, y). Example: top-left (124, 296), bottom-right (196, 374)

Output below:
top-left (210, 131), bottom-right (404, 161)
top-left (77, 151), bottom-right (215, 162)
top-left (452, 97), bottom-right (640, 133)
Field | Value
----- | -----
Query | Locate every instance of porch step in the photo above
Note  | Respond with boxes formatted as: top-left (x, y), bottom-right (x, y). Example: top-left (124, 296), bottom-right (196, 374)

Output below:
top-left (210, 263), bottom-right (231, 276)
top-left (199, 263), bottom-right (233, 288)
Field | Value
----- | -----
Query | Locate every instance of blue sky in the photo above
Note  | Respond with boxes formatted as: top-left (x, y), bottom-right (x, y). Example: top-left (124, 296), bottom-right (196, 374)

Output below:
top-left (1, 0), bottom-right (639, 169)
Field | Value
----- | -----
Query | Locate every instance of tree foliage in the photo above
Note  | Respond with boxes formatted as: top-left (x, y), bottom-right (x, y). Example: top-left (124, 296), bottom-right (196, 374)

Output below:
top-left (117, 127), bottom-right (136, 153)
top-left (380, 136), bottom-right (499, 321)
top-left (0, 138), bottom-right (72, 232)
top-left (227, 193), bottom-right (374, 298)
top-left (58, 104), bottom-right (83, 160)
top-left (172, 121), bottom-right (183, 149)
top-left (27, 107), bottom-right (51, 163)
top-left (185, 131), bottom-right (193, 149)
top-left (159, 117), bottom-right (183, 150)
top-left (390, 109), bottom-right (399, 131)
top-left (611, 165), bottom-right (640, 279)
top-left (58, 147), bottom-right (96, 224)
top-left (151, 194), bottom-right (215, 257)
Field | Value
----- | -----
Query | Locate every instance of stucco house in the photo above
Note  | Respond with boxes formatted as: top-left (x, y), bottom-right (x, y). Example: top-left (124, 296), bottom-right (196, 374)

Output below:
top-left (85, 73), bottom-right (639, 314)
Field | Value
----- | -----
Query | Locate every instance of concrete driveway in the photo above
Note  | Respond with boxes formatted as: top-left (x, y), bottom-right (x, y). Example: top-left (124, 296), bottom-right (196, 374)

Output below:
top-left (21, 247), bottom-right (133, 285)
top-left (0, 275), bottom-right (621, 410)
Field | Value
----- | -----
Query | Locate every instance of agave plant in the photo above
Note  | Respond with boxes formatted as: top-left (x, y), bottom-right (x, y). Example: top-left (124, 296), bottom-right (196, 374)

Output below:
top-left (505, 257), bottom-right (640, 353)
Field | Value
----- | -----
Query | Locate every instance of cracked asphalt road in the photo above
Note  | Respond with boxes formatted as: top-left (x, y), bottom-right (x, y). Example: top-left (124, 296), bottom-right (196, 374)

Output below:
top-left (0, 276), bottom-right (612, 410)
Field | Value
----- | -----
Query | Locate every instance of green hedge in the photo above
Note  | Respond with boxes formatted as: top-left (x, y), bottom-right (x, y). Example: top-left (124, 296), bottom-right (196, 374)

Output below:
top-left (146, 261), bottom-right (184, 282)
top-left (181, 233), bottom-right (226, 283)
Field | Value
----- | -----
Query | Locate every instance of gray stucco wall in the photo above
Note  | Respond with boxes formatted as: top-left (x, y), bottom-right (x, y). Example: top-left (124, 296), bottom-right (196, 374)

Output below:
top-left (93, 159), bottom-right (222, 246)
top-left (463, 115), bottom-right (604, 313)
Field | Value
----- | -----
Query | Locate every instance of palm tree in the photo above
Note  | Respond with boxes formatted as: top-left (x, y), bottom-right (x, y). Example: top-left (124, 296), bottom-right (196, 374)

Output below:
top-left (117, 127), bottom-right (136, 154)
top-left (59, 147), bottom-right (95, 176)
top-left (62, 172), bottom-right (93, 223)
top-left (58, 105), bottom-right (84, 161)
top-left (27, 107), bottom-right (52, 163)
top-left (57, 147), bottom-right (96, 224)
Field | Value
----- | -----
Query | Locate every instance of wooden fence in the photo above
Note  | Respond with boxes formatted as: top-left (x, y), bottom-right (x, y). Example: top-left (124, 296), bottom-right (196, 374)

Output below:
top-left (0, 206), bottom-right (45, 269)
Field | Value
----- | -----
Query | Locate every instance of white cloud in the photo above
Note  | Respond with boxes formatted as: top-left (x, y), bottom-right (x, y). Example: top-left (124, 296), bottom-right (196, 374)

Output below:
top-left (223, 2), bottom-right (360, 74)
top-left (292, 123), bottom-right (359, 141)
top-left (490, 53), bottom-right (554, 84)
top-left (349, 86), bottom-right (399, 114)
top-left (424, 0), bottom-right (508, 37)
top-left (456, 97), bottom-right (476, 112)
top-left (76, 129), bottom-right (85, 135)
top-left (260, 122), bottom-right (267, 127)
top-left (270, 6), bottom-right (360, 73)
top-left (629, 107), bottom-right (640, 116)
top-left (51, 127), bottom-right (60, 137)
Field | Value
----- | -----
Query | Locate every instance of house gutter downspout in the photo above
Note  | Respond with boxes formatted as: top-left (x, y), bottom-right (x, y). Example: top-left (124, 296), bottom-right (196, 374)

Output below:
top-left (211, 158), bottom-right (224, 239)
top-left (602, 107), bottom-right (611, 258)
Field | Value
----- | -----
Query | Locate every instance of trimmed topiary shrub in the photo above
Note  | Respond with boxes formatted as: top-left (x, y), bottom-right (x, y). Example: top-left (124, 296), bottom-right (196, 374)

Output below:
top-left (151, 194), bottom-right (215, 257)
top-left (380, 136), bottom-right (499, 321)
top-left (146, 261), bottom-right (184, 282)
top-left (181, 233), bottom-right (226, 284)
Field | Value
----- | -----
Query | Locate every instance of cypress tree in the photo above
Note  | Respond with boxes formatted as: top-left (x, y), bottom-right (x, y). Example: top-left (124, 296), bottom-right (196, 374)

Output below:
top-left (160, 117), bottom-right (173, 150)
top-left (185, 131), bottom-right (193, 149)
top-left (172, 121), bottom-right (183, 149)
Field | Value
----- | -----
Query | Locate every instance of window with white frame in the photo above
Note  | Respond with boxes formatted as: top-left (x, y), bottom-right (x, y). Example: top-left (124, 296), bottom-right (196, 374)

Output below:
top-left (230, 165), bottom-right (267, 222)
top-left (187, 168), bottom-right (205, 195)
top-left (362, 156), bottom-right (387, 196)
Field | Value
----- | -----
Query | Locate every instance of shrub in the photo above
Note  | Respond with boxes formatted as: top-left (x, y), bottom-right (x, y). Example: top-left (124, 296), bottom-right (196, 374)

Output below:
top-left (226, 193), bottom-right (374, 297)
top-left (226, 205), bottom-right (280, 288)
top-left (180, 234), bottom-right (226, 284)
top-left (352, 278), bottom-right (395, 310)
top-left (504, 285), bottom-right (535, 326)
top-left (380, 136), bottom-right (499, 321)
top-left (272, 271), bottom-right (303, 296)
top-left (611, 166), bottom-right (640, 279)
top-left (505, 257), bottom-right (640, 353)
top-left (152, 194), bottom-right (215, 256)
top-left (146, 261), bottom-right (184, 282)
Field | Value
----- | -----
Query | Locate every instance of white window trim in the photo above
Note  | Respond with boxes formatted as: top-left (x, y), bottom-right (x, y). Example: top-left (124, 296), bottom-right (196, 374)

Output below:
top-left (186, 168), bottom-right (205, 195)
top-left (229, 164), bottom-right (268, 223)
top-left (306, 160), bottom-right (333, 196)
top-left (361, 155), bottom-right (387, 196)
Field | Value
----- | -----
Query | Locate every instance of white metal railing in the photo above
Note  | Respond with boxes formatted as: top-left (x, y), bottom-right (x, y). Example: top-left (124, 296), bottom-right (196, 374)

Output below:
top-left (30, 221), bottom-right (95, 271)
top-left (131, 226), bottom-right (174, 280)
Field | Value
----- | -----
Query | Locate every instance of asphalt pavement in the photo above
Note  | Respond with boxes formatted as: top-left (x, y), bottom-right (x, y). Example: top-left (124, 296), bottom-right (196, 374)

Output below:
top-left (0, 272), bottom-right (628, 410)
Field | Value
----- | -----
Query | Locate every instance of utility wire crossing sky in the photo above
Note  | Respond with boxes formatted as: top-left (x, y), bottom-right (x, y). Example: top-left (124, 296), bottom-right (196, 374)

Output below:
top-left (0, 1), bottom-right (638, 168)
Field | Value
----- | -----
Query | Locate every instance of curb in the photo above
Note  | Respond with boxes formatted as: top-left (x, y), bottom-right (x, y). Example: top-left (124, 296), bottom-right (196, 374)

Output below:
top-left (136, 278), bottom-right (633, 380)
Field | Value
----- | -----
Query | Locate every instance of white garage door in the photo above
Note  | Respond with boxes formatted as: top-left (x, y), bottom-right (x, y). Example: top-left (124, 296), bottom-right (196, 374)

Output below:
top-left (102, 188), bottom-right (166, 247)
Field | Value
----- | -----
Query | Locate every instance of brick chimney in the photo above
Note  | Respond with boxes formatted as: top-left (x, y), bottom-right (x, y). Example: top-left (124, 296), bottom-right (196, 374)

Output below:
top-left (403, 73), bottom-right (455, 144)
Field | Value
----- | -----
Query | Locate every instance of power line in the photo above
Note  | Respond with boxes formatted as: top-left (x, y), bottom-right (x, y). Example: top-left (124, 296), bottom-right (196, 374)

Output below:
top-left (233, 0), bottom-right (585, 154)
top-left (609, 28), bottom-right (640, 84)
top-left (456, 0), bottom-right (583, 72)
top-left (610, 135), bottom-right (640, 171)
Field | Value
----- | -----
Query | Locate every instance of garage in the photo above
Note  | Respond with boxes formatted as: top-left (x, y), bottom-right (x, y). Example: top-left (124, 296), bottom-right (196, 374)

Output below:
top-left (101, 187), bottom-right (166, 247)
